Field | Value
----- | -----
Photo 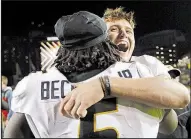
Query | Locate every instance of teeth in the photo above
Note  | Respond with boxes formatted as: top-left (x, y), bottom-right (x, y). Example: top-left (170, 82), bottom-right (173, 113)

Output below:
top-left (119, 42), bottom-right (126, 45)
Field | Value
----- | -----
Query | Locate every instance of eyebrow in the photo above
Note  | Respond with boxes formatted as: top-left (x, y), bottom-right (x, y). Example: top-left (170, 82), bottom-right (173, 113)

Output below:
top-left (110, 25), bottom-right (133, 31)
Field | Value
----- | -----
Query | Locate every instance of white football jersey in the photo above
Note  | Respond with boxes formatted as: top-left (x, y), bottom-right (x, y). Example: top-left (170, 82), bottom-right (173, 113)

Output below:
top-left (12, 55), bottom-right (170, 138)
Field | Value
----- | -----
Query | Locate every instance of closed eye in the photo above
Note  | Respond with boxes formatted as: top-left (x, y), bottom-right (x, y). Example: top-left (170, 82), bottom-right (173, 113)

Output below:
top-left (126, 30), bottom-right (133, 34)
top-left (109, 26), bottom-right (119, 32)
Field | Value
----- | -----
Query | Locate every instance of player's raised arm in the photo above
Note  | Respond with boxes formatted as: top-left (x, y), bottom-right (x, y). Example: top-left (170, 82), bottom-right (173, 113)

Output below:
top-left (108, 75), bottom-right (190, 109)
top-left (108, 55), bottom-right (190, 109)
top-left (60, 74), bottom-right (189, 119)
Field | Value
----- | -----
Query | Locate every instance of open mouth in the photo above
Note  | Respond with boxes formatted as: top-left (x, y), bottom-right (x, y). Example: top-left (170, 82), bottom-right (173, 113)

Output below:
top-left (117, 44), bottom-right (129, 52)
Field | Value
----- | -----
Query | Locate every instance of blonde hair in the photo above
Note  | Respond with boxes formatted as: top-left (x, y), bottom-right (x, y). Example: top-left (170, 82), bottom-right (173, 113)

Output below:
top-left (2, 76), bottom-right (8, 85)
top-left (103, 7), bottom-right (136, 29)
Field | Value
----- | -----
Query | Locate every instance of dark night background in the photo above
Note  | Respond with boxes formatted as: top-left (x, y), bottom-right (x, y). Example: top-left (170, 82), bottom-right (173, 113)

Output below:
top-left (1, 0), bottom-right (191, 86)
top-left (2, 1), bottom-right (191, 39)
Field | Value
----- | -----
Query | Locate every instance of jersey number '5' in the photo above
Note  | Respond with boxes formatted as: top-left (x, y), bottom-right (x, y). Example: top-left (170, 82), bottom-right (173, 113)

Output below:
top-left (79, 98), bottom-right (119, 138)
top-left (79, 69), bottom-right (132, 138)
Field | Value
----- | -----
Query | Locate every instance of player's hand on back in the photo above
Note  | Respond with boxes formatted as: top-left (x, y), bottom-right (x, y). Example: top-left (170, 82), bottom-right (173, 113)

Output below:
top-left (59, 78), bottom-right (104, 119)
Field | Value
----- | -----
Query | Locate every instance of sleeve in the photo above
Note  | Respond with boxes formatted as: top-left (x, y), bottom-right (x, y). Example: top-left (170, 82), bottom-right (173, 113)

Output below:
top-left (7, 110), bottom-right (14, 120)
top-left (7, 91), bottom-right (13, 120)
top-left (11, 75), bottom-right (31, 113)
top-left (135, 55), bottom-right (171, 77)
top-left (4, 113), bottom-right (35, 138)
top-left (2, 99), bottom-right (9, 110)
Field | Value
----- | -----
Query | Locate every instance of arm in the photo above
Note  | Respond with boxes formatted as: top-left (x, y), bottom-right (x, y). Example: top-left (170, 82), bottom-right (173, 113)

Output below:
top-left (2, 99), bottom-right (9, 110)
top-left (7, 90), bottom-right (14, 120)
top-left (7, 110), bottom-right (14, 121)
top-left (109, 75), bottom-right (190, 109)
top-left (123, 55), bottom-right (189, 108)
top-left (59, 75), bottom-right (189, 118)
top-left (4, 113), bottom-right (34, 138)
top-left (159, 109), bottom-right (178, 135)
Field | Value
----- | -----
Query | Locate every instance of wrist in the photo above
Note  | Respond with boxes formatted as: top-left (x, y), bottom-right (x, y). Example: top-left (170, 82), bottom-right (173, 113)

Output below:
top-left (88, 78), bottom-right (105, 98)
top-left (99, 76), bottom-right (111, 98)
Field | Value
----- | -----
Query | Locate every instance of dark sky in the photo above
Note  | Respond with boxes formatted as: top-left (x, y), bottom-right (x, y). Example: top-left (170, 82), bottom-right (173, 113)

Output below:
top-left (2, 1), bottom-right (191, 39)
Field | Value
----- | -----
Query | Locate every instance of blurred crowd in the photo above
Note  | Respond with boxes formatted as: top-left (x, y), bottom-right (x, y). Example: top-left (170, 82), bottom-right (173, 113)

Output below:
top-left (1, 76), bottom-right (13, 136)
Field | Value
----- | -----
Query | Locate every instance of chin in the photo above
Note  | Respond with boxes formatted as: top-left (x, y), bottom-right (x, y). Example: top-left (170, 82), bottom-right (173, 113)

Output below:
top-left (120, 53), bottom-right (131, 62)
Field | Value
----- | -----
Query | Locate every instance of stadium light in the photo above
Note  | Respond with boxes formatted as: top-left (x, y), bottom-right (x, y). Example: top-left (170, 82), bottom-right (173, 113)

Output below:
top-left (172, 44), bottom-right (176, 47)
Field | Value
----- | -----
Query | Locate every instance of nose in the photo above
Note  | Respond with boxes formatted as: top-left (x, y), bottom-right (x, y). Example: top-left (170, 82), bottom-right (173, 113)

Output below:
top-left (119, 29), bottom-right (128, 38)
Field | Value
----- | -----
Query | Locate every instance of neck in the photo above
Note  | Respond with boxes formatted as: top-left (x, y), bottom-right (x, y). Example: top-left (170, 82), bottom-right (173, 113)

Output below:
top-left (119, 51), bottom-right (131, 62)
top-left (121, 55), bottom-right (131, 62)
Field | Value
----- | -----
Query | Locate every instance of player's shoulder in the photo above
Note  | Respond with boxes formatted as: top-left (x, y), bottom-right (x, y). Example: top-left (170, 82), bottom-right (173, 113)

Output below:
top-left (20, 70), bottom-right (45, 84)
top-left (41, 67), bottom-right (68, 80)
top-left (13, 71), bottom-right (42, 96)
top-left (28, 67), bottom-right (68, 82)
top-left (106, 61), bottom-right (135, 71)
top-left (131, 54), bottom-right (160, 65)
top-left (13, 67), bottom-right (68, 96)
top-left (131, 55), bottom-right (170, 76)
top-left (131, 54), bottom-right (165, 69)
top-left (19, 71), bottom-right (40, 85)
top-left (30, 67), bottom-right (67, 79)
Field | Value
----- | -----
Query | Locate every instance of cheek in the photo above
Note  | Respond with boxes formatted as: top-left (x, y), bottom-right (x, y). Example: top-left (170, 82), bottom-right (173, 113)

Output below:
top-left (108, 34), bottom-right (117, 43)
top-left (129, 35), bottom-right (135, 45)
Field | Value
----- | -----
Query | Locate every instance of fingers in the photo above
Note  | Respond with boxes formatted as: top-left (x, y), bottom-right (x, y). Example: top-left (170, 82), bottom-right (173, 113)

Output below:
top-left (59, 87), bottom-right (91, 119)
top-left (64, 97), bottom-right (75, 117)
top-left (59, 90), bottom-right (80, 119)
top-left (77, 103), bottom-right (89, 118)
top-left (59, 94), bottom-right (71, 115)
top-left (60, 97), bottom-right (88, 118)
top-left (71, 101), bottom-right (81, 119)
